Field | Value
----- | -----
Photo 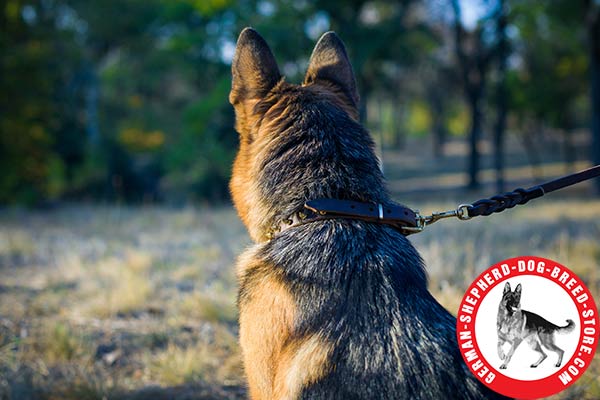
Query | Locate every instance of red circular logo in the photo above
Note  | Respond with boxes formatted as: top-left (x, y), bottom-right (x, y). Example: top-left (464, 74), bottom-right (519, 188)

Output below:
top-left (456, 256), bottom-right (599, 399)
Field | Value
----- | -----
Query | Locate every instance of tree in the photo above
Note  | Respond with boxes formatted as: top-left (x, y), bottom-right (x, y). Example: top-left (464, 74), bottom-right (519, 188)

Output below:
top-left (587, 0), bottom-right (600, 193)
top-left (2, 0), bottom-right (595, 204)
top-left (451, 0), bottom-right (495, 190)
top-left (493, 0), bottom-right (508, 192)
top-left (508, 0), bottom-right (588, 178)
top-left (0, 0), bottom-right (86, 203)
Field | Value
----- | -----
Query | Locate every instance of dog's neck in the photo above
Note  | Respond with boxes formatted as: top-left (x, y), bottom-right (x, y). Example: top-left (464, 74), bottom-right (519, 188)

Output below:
top-left (248, 96), bottom-right (389, 242)
top-left (264, 199), bottom-right (419, 240)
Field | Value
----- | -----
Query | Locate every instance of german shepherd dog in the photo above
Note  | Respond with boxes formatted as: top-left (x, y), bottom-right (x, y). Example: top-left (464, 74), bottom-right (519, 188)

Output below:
top-left (497, 282), bottom-right (575, 370)
top-left (229, 27), bottom-right (508, 399)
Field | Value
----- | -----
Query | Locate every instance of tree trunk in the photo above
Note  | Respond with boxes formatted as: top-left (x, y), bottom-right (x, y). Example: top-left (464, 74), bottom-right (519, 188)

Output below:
top-left (428, 89), bottom-right (446, 158)
top-left (391, 94), bottom-right (404, 149)
top-left (468, 90), bottom-right (483, 190)
top-left (589, 2), bottom-right (600, 194)
top-left (494, 0), bottom-right (508, 193)
top-left (433, 117), bottom-right (446, 159)
top-left (451, 0), bottom-right (490, 191)
top-left (85, 64), bottom-right (100, 147)
top-left (522, 124), bottom-right (543, 183)
top-left (562, 130), bottom-right (576, 172)
top-left (592, 55), bottom-right (600, 193)
top-left (494, 95), bottom-right (507, 192)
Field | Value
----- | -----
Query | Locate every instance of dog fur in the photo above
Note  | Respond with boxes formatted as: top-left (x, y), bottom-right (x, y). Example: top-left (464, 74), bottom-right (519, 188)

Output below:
top-left (229, 27), bottom-right (508, 400)
top-left (497, 282), bottom-right (575, 369)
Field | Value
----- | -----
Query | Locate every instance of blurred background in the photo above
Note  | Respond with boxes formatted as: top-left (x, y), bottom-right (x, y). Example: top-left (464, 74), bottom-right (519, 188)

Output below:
top-left (1, 0), bottom-right (599, 204)
top-left (0, 0), bottom-right (599, 399)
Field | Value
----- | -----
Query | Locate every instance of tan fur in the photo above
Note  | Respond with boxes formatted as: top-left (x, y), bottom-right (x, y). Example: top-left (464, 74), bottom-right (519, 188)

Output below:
top-left (230, 29), bottom-right (361, 399)
top-left (229, 95), bottom-right (275, 242)
top-left (237, 248), bottom-right (333, 400)
top-left (228, 28), bottom-right (512, 400)
top-left (230, 132), bottom-right (258, 237)
top-left (237, 248), bottom-right (298, 399)
top-left (230, 81), bottom-right (357, 243)
top-left (273, 335), bottom-right (334, 399)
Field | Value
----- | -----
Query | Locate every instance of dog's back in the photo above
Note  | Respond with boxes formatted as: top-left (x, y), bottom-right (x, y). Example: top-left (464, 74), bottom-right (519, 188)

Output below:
top-left (245, 222), bottom-right (499, 399)
top-left (231, 28), bottom-right (508, 400)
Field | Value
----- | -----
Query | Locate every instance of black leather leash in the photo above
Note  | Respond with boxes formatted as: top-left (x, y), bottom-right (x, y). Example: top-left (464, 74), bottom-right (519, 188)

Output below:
top-left (292, 164), bottom-right (600, 238)
top-left (466, 164), bottom-right (600, 218)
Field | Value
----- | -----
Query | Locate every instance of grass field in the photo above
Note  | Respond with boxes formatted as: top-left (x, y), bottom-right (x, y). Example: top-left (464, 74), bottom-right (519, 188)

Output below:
top-left (0, 196), bottom-right (599, 399)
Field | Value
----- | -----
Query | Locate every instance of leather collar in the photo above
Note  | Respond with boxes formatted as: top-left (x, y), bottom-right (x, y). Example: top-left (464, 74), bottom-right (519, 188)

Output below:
top-left (266, 198), bottom-right (419, 239)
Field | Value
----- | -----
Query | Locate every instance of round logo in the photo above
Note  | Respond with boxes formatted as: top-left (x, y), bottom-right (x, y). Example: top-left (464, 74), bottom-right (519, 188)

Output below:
top-left (456, 256), bottom-right (599, 399)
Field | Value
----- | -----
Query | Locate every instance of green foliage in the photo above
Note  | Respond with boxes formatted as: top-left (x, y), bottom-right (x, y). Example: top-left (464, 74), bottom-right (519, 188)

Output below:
top-left (0, 0), bottom-right (595, 204)
top-left (447, 105), bottom-right (469, 137)
top-left (404, 101), bottom-right (432, 137)
top-left (163, 76), bottom-right (236, 202)
top-left (0, 0), bottom-right (80, 203)
top-left (508, 0), bottom-right (589, 127)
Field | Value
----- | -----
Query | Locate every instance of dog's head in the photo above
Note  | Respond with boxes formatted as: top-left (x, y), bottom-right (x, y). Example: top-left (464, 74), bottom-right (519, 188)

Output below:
top-left (229, 28), bottom-right (386, 242)
top-left (501, 282), bottom-right (522, 313)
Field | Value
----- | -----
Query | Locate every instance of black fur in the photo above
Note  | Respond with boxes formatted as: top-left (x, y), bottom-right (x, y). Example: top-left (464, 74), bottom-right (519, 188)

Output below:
top-left (239, 88), bottom-right (507, 400)
top-left (234, 29), bottom-right (510, 399)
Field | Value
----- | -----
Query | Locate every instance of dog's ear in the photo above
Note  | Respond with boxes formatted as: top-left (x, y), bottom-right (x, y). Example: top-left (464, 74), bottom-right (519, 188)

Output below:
top-left (514, 283), bottom-right (522, 300)
top-left (229, 28), bottom-right (281, 107)
top-left (503, 282), bottom-right (511, 295)
top-left (304, 31), bottom-right (359, 111)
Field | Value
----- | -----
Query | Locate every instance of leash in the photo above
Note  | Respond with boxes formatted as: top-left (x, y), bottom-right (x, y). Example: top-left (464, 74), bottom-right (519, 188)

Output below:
top-left (286, 164), bottom-right (600, 238)
top-left (400, 164), bottom-right (600, 235)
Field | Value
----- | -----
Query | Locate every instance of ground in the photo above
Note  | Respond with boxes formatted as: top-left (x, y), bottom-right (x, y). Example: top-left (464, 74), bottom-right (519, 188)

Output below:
top-left (1, 136), bottom-right (599, 399)
top-left (0, 195), bottom-right (598, 399)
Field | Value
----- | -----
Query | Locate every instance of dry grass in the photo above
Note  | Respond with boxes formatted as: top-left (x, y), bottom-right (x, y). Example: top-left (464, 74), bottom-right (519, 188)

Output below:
top-left (178, 291), bottom-right (237, 324)
top-left (0, 197), bottom-right (598, 399)
top-left (147, 326), bottom-right (242, 386)
top-left (82, 253), bottom-right (154, 318)
top-left (0, 205), bottom-right (247, 400)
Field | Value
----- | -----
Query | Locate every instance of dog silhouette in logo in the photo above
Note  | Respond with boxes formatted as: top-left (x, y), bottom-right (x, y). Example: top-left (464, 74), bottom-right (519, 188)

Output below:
top-left (497, 282), bottom-right (575, 369)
